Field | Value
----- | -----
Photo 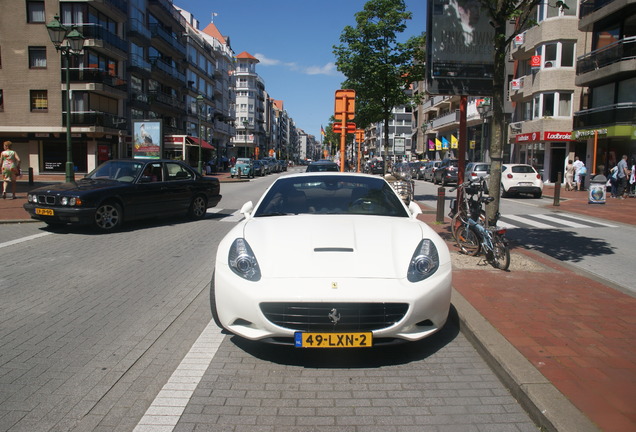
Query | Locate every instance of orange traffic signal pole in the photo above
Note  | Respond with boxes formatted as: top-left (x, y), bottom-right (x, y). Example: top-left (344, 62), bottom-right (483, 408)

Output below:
top-left (334, 90), bottom-right (356, 172)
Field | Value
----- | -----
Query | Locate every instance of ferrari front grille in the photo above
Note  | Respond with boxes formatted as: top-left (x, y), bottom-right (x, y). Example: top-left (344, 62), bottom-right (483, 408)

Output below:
top-left (260, 302), bottom-right (408, 332)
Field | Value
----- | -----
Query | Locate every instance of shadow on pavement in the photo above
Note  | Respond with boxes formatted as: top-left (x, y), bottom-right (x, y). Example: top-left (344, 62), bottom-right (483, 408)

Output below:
top-left (229, 306), bottom-right (460, 368)
top-left (506, 228), bottom-right (615, 263)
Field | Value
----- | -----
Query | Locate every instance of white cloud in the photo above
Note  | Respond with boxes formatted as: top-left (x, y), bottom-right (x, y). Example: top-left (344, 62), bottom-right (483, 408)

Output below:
top-left (254, 53), bottom-right (339, 76)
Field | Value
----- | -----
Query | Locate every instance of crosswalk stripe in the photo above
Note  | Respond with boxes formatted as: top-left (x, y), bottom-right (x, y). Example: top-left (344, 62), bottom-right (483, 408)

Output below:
top-left (530, 213), bottom-right (590, 228)
top-left (502, 214), bottom-right (554, 229)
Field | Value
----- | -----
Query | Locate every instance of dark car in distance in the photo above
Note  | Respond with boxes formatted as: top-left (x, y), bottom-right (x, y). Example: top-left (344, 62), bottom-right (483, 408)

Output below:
top-left (433, 158), bottom-right (459, 186)
top-left (23, 159), bottom-right (222, 231)
top-left (306, 160), bottom-right (339, 172)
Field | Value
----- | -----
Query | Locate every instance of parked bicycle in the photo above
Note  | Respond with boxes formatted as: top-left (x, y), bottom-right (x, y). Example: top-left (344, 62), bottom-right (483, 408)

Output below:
top-left (450, 178), bottom-right (511, 270)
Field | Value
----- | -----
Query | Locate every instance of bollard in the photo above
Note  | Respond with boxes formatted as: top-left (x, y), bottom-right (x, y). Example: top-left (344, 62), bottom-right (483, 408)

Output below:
top-left (28, 167), bottom-right (34, 185)
top-left (553, 172), bottom-right (561, 207)
top-left (436, 187), bottom-right (446, 223)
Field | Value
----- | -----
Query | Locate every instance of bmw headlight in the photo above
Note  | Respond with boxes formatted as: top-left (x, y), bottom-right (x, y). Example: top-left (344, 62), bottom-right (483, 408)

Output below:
top-left (407, 239), bottom-right (439, 282)
top-left (228, 238), bottom-right (261, 281)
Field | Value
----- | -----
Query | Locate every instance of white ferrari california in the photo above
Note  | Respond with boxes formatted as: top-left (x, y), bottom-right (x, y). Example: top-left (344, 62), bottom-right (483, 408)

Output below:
top-left (211, 172), bottom-right (452, 348)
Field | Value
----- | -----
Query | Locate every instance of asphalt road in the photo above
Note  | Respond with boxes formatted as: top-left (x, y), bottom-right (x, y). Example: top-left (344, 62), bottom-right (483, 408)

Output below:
top-left (0, 170), bottom-right (538, 431)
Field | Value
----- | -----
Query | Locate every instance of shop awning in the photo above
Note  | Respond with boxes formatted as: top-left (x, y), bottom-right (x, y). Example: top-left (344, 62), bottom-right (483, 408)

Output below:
top-left (187, 136), bottom-right (215, 150)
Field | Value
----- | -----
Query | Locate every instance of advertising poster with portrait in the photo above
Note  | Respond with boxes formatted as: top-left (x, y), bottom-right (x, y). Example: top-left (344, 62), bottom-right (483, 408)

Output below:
top-left (133, 120), bottom-right (162, 159)
top-left (426, 0), bottom-right (495, 95)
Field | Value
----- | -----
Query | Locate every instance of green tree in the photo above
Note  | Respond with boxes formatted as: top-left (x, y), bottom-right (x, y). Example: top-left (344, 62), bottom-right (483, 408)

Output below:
top-left (480, 0), bottom-right (566, 222)
top-left (333, 0), bottom-right (425, 173)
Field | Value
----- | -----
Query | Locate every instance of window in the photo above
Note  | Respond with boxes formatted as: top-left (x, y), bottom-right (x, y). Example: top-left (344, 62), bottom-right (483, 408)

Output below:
top-left (533, 92), bottom-right (573, 118)
top-left (30, 90), bottom-right (48, 111)
top-left (29, 47), bottom-right (47, 68)
top-left (558, 93), bottom-right (572, 116)
top-left (27, 1), bottom-right (45, 23)
top-left (539, 42), bottom-right (575, 68)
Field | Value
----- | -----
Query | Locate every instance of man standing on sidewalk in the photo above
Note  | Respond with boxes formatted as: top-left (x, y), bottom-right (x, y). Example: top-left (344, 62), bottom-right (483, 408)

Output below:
top-left (616, 154), bottom-right (630, 199)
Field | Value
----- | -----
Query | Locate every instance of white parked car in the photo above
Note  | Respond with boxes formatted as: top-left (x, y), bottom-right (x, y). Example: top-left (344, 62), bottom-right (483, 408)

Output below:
top-left (211, 172), bottom-right (452, 348)
top-left (501, 164), bottom-right (544, 198)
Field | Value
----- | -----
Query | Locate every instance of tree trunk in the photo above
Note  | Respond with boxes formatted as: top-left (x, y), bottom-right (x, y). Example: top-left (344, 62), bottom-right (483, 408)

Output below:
top-left (486, 23), bottom-right (509, 225)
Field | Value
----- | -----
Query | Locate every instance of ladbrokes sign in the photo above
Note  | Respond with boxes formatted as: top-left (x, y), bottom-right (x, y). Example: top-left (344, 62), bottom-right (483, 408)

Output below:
top-left (515, 131), bottom-right (572, 143)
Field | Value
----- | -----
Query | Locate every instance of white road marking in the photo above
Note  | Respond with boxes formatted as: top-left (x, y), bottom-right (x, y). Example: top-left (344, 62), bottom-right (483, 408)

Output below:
top-left (133, 321), bottom-right (225, 432)
top-left (0, 232), bottom-right (51, 249)
top-left (532, 214), bottom-right (592, 228)
top-left (503, 214), bottom-right (554, 229)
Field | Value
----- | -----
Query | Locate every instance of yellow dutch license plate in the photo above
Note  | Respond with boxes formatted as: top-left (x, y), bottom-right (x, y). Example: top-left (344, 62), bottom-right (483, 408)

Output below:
top-left (35, 208), bottom-right (55, 216)
top-left (294, 332), bottom-right (372, 348)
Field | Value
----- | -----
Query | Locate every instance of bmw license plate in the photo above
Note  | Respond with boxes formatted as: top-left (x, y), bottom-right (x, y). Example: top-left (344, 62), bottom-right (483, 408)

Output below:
top-left (294, 332), bottom-right (372, 348)
top-left (35, 208), bottom-right (54, 216)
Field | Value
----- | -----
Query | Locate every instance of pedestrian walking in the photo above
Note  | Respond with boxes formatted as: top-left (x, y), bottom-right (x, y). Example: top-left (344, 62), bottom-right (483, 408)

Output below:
top-left (1, 141), bottom-right (21, 199)
top-left (565, 159), bottom-right (575, 191)
top-left (616, 154), bottom-right (630, 199)
top-left (609, 165), bottom-right (619, 198)
top-left (572, 156), bottom-right (583, 190)
top-left (577, 162), bottom-right (587, 191)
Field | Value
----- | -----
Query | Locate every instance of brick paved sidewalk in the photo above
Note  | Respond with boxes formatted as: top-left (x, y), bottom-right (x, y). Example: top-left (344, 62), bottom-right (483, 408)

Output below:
top-left (418, 203), bottom-right (636, 432)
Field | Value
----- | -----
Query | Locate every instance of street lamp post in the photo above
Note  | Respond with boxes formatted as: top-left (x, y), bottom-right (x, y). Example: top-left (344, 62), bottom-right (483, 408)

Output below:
top-left (46, 14), bottom-right (85, 183)
top-left (477, 99), bottom-right (492, 162)
top-left (196, 94), bottom-right (204, 174)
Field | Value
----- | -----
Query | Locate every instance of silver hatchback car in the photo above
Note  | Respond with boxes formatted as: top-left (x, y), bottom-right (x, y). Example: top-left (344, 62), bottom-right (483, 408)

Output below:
top-left (465, 162), bottom-right (490, 193)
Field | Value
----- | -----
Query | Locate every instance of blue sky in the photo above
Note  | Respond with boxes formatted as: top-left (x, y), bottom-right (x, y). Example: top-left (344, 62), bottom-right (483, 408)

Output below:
top-left (176, 0), bottom-right (426, 140)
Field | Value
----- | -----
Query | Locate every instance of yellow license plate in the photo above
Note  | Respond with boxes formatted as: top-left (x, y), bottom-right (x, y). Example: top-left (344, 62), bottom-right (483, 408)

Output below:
top-left (294, 332), bottom-right (372, 348)
top-left (35, 208), bottom-right (55, 216)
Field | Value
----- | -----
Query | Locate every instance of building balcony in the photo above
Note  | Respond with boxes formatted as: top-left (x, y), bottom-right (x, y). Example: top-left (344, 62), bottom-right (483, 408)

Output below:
top-left (147, 0), bottom-right (187, 29)
top-left (64, 111), bottom-right (127, 129)
top-left (64, 68), bottom-right (126, 90)
top-left (86, 0), bottom-right (128, 21)
top-left (128, 54), bottom-right (152, 76)
top-left (576, 36), bottom-right (636, 86)
top-left (77, 23), bottom-right (127, 59)
top-left (149, 23), bottom-right (186, 58)
top-left (431, 110), bottom-right (460, 130)
top-left (579, 0), bottom-right (635, 31)
top-left (149, 57), bottom-right (186, 84)
top-left (574, 103), bottom-right (636, 129)
top-left (149, 91), bottom-right (185, 111)
top-left (127, 18), bottom-right (151, 46)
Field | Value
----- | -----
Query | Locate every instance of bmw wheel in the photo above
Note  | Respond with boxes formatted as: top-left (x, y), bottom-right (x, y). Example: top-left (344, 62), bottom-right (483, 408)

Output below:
top-left (94, 201), bottom-right (122, 231)
top-left (188, 195), bottom-right (208, 220)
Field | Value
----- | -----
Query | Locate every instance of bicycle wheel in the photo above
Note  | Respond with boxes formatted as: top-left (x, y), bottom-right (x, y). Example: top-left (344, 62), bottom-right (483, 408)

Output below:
top-left (451, 212), bottom-right (465, 242)
top-left (488, 234), bottom-right (510, 270)
top-left (457, 225), bottom-right (481, 256)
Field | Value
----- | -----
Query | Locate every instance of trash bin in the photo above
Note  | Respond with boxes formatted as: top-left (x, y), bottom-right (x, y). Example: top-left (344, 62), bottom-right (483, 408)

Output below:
top-left (588, 174), bottom-right (607, 204)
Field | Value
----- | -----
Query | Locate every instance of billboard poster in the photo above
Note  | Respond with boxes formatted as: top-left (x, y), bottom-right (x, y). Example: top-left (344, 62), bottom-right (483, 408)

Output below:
top-left (427, 0), bottom-right (495, 95)
top-left (133, 120), bottom-right (162, 159)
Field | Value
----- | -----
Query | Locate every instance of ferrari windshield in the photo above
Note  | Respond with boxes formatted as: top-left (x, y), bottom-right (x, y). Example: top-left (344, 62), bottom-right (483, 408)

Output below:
top-left (86, 160), bottom-right (144, 183)
top-left (254, 174), bottom-right (409, 217)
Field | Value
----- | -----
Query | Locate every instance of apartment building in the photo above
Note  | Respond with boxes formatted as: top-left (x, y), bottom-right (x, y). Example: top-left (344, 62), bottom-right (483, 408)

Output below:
top-left (508, 0), bottom-right (588, 182)
top-left (574, 0), bottom-right (636, 173)
top-left (232, 51), bottom-right (264, 158)
top-left (0, 0), bottom-right (129, 175)
top-left (0, 0), bottom-right (298, 174)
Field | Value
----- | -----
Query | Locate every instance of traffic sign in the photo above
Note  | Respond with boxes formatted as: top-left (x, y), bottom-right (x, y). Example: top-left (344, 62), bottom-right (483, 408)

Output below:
top-left (333, 122), bottom-right (356, 134)
top-left (334, 89), bottom-right (355, 120)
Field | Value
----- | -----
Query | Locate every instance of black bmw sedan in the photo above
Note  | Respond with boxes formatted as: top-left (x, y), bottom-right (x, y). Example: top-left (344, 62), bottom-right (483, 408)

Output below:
top-left (23, 159), bottom-right (222, 231)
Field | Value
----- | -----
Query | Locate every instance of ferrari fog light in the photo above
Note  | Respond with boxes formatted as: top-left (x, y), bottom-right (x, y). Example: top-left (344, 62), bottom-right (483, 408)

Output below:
top-left (229, 238), bottom-right (261, 281)
top-left (407, 239), bottom-right (440, 282)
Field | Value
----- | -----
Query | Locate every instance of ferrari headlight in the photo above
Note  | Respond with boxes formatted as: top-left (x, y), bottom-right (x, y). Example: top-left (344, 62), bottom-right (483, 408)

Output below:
top-left (407, 239), bottom-right (439, 282)
top-left (228, 238), bottom-right (261, 281)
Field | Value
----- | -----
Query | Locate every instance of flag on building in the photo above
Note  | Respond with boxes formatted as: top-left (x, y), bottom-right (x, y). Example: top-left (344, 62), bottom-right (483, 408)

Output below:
top-left (428, 139), bottom-right (435, 151)
top-left (321, 125), bottom-right (325, 136)
top-left (451, 134), bottom-right (458, 149)
top-left (442, 137), bottom-right (450, 149)
top-left (435, 138), bottom-right (442, 150)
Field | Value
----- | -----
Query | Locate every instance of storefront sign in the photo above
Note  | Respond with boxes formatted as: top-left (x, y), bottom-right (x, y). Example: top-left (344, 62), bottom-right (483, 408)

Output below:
top-left (544, 131), bottom-right (571, 141)
top-left (530, 55), bottom-right (542, 68)
top-left (574, 128), bottom-right (608, 139)
top-left (514, 33), bottom-right (525, 46)
top-left (515, 132), bottom-right (540, 143)
top-left (511, 79), bottom-right (521, 90)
